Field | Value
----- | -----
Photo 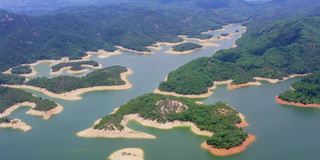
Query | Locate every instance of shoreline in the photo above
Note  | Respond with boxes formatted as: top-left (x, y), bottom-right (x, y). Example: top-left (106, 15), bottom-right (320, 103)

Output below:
top-left (83, 49), bottom-right (122, 59)
top-left (0, 119), bottom-right (32, 132)
top-left (201, 134), bottom-right (256, 156)
top-left (3, 68), bottom-right (133, 101)
top-left (3, 64), bottom-right (38, 78)
top-left (236, 113), bottom-right (249, 128)
top-left (276, 96), bottom-right (320, 108)
top-left (77, 113), bottom-right (213, 139)
top-left (0, 102), bottom-right (64, 120)
top-left (116, 46), bottom-right (153, 55)
top-left (50, 64), bottom-right (103, 76)
top-left (156, 73), bottom-right (310, 99)
top-left (26, 104), bottom-right (64, 120)
top-left (108, 148), bottom-right (144, 160)
top-left (166, 47), bottom-right (202, 55)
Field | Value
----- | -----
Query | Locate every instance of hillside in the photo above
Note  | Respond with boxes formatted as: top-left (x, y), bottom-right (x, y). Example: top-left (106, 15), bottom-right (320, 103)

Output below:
top-left (0, 4), bottom-right (249, 72)
top-left (279, 72), bottom-right (320, 105)
top-left (159, 16), bottom-right (320, 95)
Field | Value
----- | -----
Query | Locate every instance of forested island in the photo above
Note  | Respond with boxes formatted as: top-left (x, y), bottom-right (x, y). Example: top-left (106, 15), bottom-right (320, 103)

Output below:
top-left (172, 42), bottom-right (202, 52)
top-left (159, 16), bottom-right (320, 95)
top-left (277, 72), bottom-right (320, 107)
top-left (78, 93), bottom-right (254, 156)
top-left (10, 65), bottom-right (32, 75)
top-left (51, 60), bottom-right (100, 73)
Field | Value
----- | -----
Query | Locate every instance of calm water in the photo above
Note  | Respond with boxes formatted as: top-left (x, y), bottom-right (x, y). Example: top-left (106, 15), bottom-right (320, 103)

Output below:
top-left (2, 24), bottom-right (319, 160)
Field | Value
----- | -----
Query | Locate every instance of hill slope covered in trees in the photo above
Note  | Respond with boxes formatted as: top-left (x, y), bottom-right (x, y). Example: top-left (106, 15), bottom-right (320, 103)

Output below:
top-left (159, 16), bottom-right (320, 95)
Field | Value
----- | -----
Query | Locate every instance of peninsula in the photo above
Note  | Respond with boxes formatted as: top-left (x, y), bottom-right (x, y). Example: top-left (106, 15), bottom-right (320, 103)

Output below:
top-left (0, 86), bottom-right (63, 119)
top-left (277, 72), bottom-right (320, 108)
top-left (2, 66), bottom-right (133, 100)
top-left (158, 16), bottom-right (320, 97)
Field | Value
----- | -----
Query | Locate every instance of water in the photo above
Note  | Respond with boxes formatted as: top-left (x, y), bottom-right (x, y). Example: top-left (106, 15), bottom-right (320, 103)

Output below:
top-left (2, 24), bottom-right (319, 160)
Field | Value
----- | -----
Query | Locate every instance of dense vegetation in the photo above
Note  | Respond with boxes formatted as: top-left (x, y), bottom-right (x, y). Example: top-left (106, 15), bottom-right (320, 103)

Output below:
top-left (159, 16), bottom-right (320, 95)
top-left (51, 60), bottom-right (99, 72)
top-left (0, 86), bottom-right (57, 113)
top-left (94, 93), bottom-right (247, 149)
top-left (10, 65), bottom-right (32, 75)
top-left (172, 42), bottom-right (202, 52)
top-left (27, 66), bottom-right (127, 93)
top-left (0, 73), bottom-right (25, 85)
top-left (279, 72), bottom-right (320, 104)
top-left (0, 3), bottom-right (244, 72)
top-left (0, 117), bottom-right (11, 123)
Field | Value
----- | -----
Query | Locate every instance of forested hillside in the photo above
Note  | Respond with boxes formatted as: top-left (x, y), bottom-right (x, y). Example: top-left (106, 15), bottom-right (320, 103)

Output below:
top-left (279, 72), bottom-right (320, 104)
top-left (159, 16), bottom-right (320, 95)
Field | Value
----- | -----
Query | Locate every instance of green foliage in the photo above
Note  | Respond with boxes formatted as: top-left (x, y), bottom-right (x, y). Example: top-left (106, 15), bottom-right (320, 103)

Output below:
top-left (0, 117), bottom-right (11, 123)
top-left (279, 72), bottom-right (320, 104)
top-left (0, 86), bottom-right (57, 113)
top-left (51, 60), bottom-right (99, 72)
top-left (0, 73), bottom-right (25, 85)
top-left (27, 66), bottom-right (127, 93)
top-left (94, 93), bottom-right (247, 149)
top-left (159, 16), bottom-right (320, 95)
top-left (10, 65), bottom-right (32, 75)
top-left (172, 42), bottom-right (202, 52)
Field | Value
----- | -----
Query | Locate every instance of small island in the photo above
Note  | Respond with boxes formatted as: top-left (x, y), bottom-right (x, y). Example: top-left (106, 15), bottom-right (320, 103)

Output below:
top-left (167, 42), bottom-right (203, 55)
top-left (276, 72), bottom-right (320, 108)
top-left (51, 60), bottom-right (101, 75)
top-left (77, 93), bottom-right (254, 156)
top-left (0, 86), bottom-right (63, 120)
top-left (108, 148), bottom-right (144, 160)
top-left (2, 66), bottom-right (133, 100)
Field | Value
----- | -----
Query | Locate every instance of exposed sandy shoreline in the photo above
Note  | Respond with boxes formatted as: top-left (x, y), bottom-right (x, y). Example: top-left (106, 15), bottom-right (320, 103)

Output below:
top-left (77, 113), bottom-right (213, 139)
top-left (108, 148), bottom-right (144, 160)
top-left (201, 134), bottom-right (256, 156)
top-left (3, 64), bottom-right (38, 78)
top-left (276, 96), bottom-right (320, 108)
top-left (3, 68), bottom-right (133, 101)
top-left (156, 73), bottom-right (310, 99)
top-left (0, 119), bottom-right (31, 132)
top-left (83, 49), bottom-right (122, 59)
top-left (50, 63), bottom-right (103, 76)
top-left (26, 104), bottom-right (64, 120)
top-left (236, 113), bottom-right (249, 128)
top-left (166, 47), bottom-right (202, 55)
top-left (116, 46), bottom-right (152, 55)
top-left (0, 102), bottom-right (64, 120)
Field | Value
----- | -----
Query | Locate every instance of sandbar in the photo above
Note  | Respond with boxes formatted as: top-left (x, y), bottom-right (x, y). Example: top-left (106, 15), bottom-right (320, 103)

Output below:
top-left (0, 119), bottom-right (31, 132)
top-left (201, 134), bottom-right (256, 156)
top-left (108, 148), bottom-right (144, 160)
